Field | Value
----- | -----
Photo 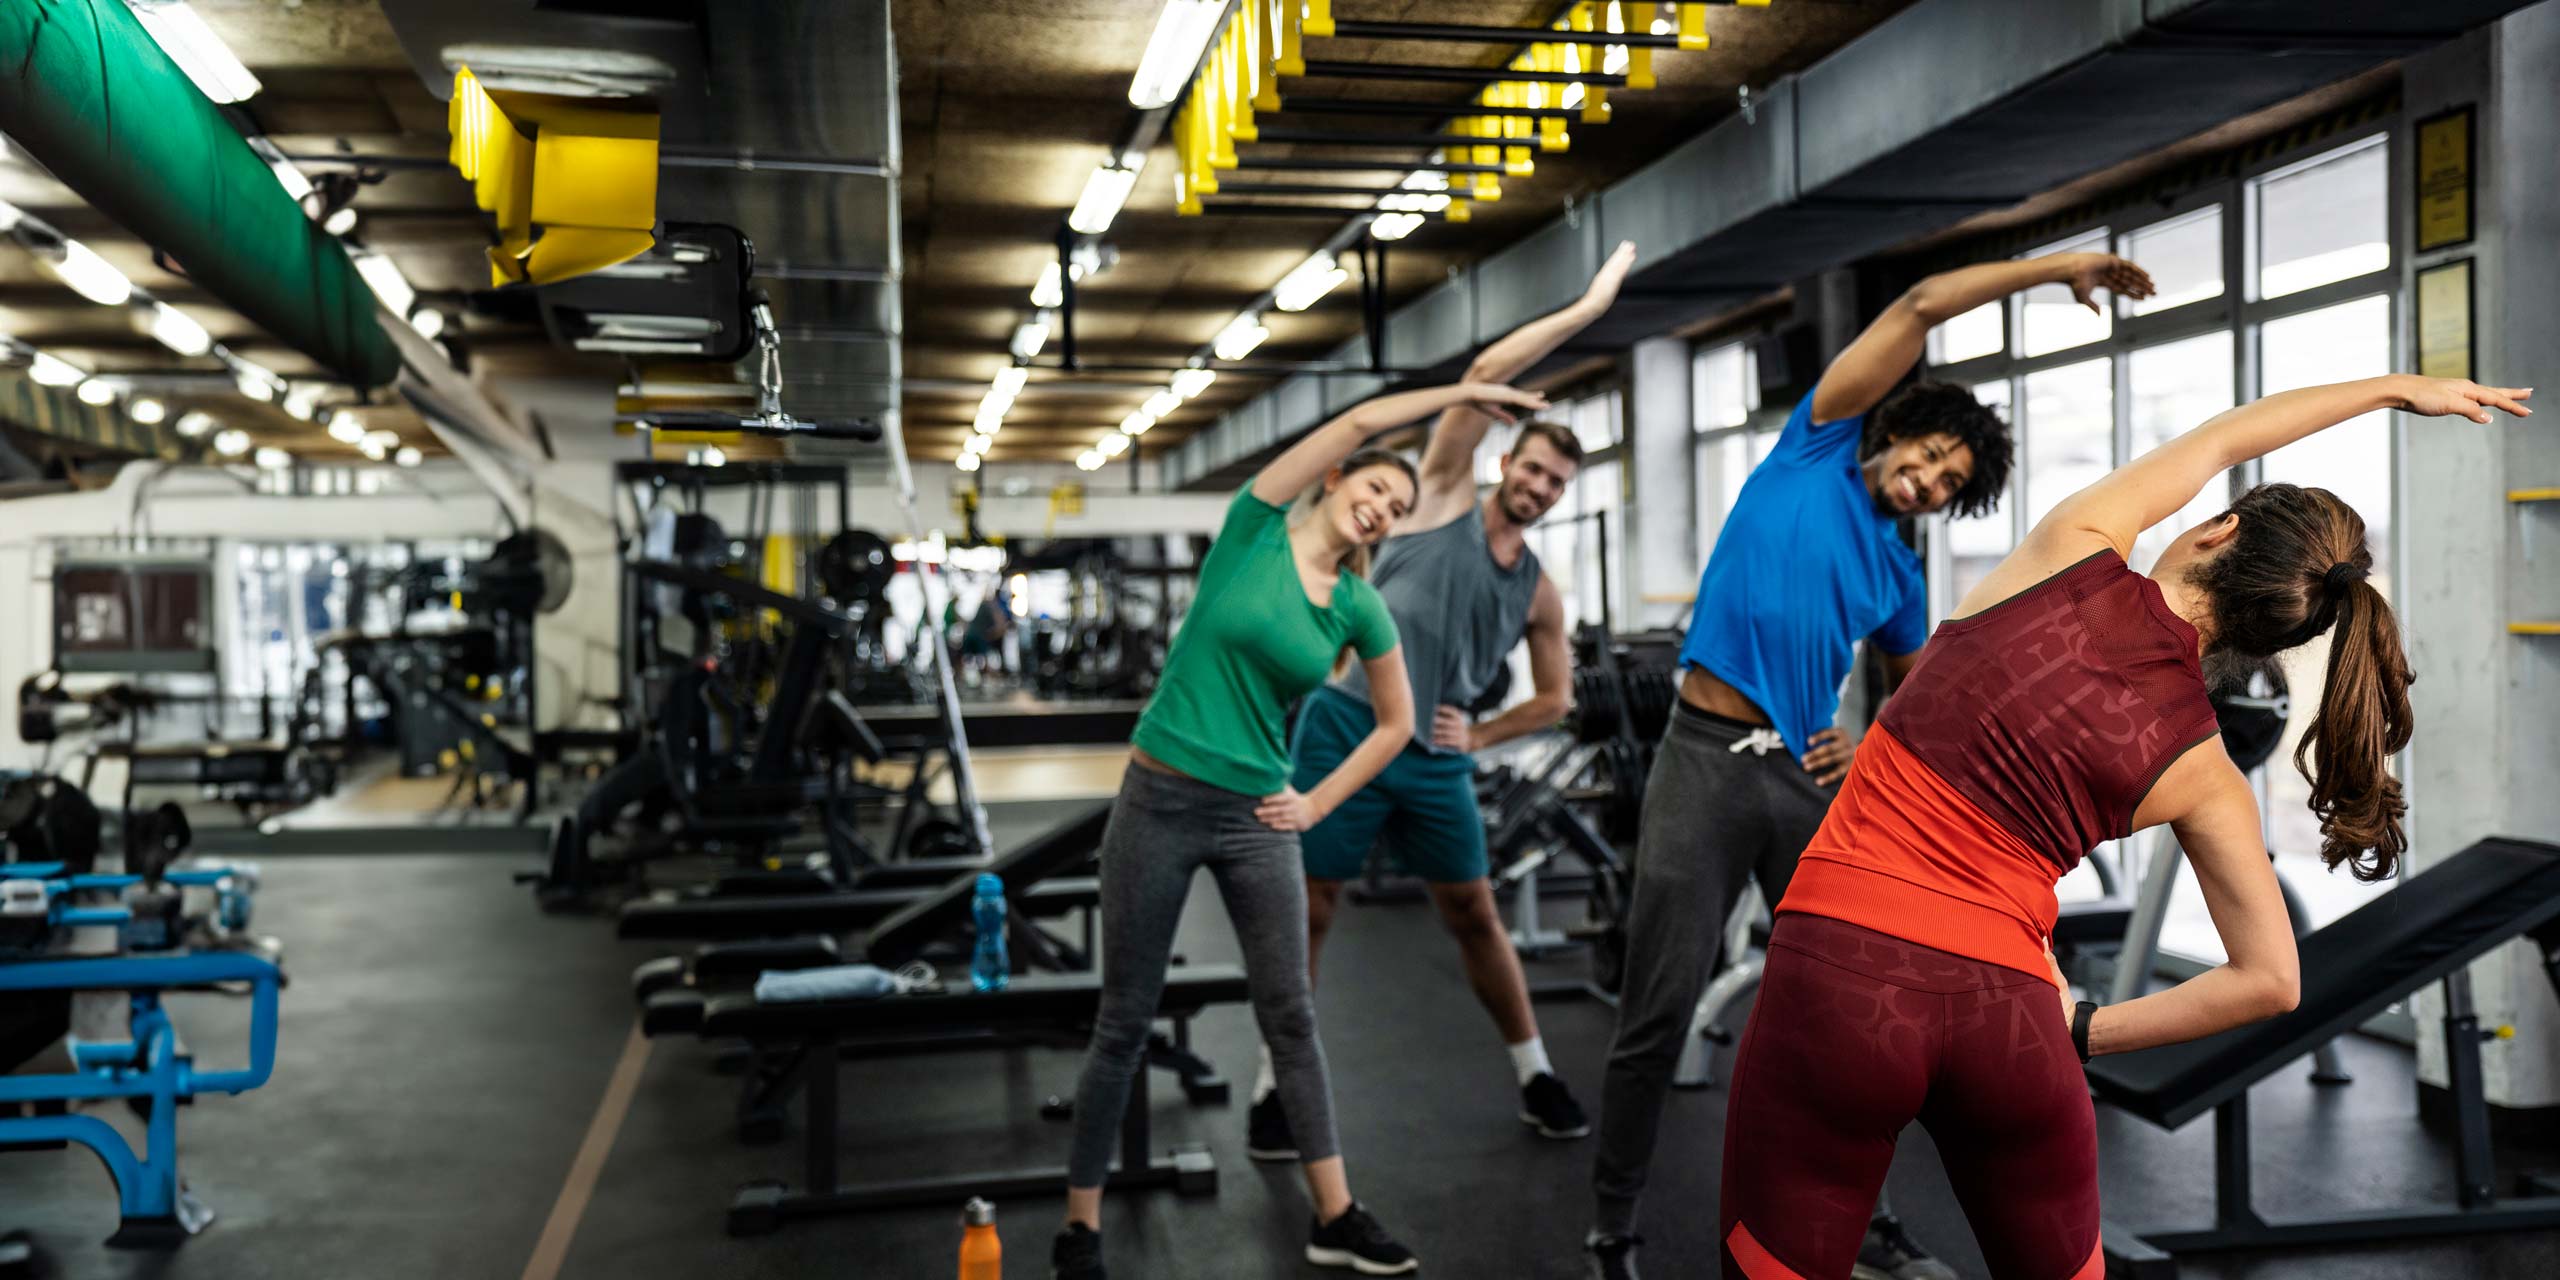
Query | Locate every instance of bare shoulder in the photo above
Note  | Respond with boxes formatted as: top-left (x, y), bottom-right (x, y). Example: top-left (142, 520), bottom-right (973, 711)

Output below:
top-left (1947, 529), bottom-right (2123, 621)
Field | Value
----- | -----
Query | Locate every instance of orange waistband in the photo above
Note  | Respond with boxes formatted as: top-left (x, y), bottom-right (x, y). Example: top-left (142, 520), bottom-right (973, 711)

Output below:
top-left (1775, 724), bottom-right (2061, 984)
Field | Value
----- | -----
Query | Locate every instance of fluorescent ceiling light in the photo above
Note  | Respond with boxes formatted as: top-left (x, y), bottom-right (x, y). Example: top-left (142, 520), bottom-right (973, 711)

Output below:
top-left (322, 206), bottom-right (358, 237)
top-left (700, 446), bottom-right (725, 467)
top-left (76, 378), bottom-right (118, 406)
top-left (1120, 409), bottom-right (1155, 436)
top-left (175, 411), bottom-right (216, 438)
top-left (282, 382), bottom-right (324, 420)
top-left (1370, 212), bottom-right (1425, 241)
top-left (129, 397), bottom-right (167, 425)
top-left (148, 302), bottom-right (212, 356)
top-left (1127, 0), bottom-right (1228, 109)
top-left (964, 432), bottom-right (993, 454)
top-left (1098, 432), bottom-right (1129, 458)
top-left (1143, 390), bottom-right (1181, 419)
top-left (1272, 253), bottom-right (1346, 312)
top-left (408, 308), bottom-right (448, 340)
top-left (975, 404), bottom-right (1009, 434)
top-left (328, 415), bottom-right (365, 444)
top-left (955, 452), bottom-right (982, 472)
top-left (1170, 368), bottom-right (1216, 399)
top-left (51, 240), bottom-right (132, 306)
top-left (1212, 313), bottom-right (1269, 361)
top-left (1076, 450), bottom-right (1103, 472)
top-left (27, 352), bottom-right (84, 387)
top-left (353, 252), bottom-right (416, 317)
top-left (254, 446), bottom-right (291, 469)
top-left (394, 446), bottom-right (422, 468)
top-left (127, 1), bottom-right (263, 103)
top-left (1068, 159), bottom-right (1145, 236)
top-left (211, 426), bottom-right (250, 455)
top-left (991, 366), bottom-right (1030, 399)
top-left (1031, 262), bottom-right (1064, 309)
top-left (1010, 316), bottom-right (1050, 360)
top-left (232, 360), bottom-right (283, 401)
top-left (267, 157), bottom-right (312, 203)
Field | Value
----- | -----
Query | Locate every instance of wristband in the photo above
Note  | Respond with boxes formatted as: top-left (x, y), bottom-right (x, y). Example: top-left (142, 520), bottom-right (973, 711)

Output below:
top-left (2072, 1000), bottom-right (2098, 1063)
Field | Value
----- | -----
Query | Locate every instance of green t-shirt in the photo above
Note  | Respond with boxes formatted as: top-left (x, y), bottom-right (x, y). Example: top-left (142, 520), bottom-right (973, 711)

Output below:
top-left (1132, 487), bottom-right (1400, 795)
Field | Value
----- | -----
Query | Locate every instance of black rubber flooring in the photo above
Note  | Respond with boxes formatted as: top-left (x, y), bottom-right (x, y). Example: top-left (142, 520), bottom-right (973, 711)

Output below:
top-left (5, 808), bottom-right (2559, 1279)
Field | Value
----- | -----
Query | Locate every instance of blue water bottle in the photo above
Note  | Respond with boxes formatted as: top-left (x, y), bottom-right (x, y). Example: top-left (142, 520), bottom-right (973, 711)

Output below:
top-left (970, 873), bottom-right (1009, 991)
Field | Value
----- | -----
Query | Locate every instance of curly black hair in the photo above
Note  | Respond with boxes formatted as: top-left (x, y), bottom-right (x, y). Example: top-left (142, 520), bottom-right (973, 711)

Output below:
top-left (1860, 381), bottom-right (2014, 520)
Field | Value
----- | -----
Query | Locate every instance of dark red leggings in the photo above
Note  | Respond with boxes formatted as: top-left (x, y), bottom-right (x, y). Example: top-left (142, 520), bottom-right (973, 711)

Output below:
top-left (1720, 914), bottom-right (2102, 1280)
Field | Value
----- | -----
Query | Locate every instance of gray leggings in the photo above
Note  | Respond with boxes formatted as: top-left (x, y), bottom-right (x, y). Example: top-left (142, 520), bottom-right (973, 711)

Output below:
top-left (1067, 762), bottom-right (1340, 1186)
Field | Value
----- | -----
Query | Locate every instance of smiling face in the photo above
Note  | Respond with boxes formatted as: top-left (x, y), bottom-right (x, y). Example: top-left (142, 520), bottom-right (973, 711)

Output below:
top-left (1324, 461), bottom-right (1417, 546)
top-left (1863, 431), bottom-right (1976, 517)
top-left (1493, 431), bottom-right (1579, 526)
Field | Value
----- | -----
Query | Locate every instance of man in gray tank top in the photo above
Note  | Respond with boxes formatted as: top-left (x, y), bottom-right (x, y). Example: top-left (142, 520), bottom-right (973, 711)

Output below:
top-left (1244, 243), bottom-right (1633, 1160)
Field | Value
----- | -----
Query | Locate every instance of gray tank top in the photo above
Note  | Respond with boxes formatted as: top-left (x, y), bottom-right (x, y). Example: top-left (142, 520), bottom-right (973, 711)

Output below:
top-left (1333, 502), bottom-right (1542, 754)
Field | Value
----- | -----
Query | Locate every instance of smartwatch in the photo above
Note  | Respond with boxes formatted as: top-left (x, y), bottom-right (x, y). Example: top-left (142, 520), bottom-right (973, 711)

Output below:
top-left (2072, 1000), bottom-right (2098, 1063)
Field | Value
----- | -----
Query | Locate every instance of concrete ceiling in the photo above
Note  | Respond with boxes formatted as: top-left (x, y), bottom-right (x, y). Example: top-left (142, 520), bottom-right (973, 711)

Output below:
top-left (0, 1), bottom-right (1919, 473)
top-left (895, 0), bottom-right (1919, 464)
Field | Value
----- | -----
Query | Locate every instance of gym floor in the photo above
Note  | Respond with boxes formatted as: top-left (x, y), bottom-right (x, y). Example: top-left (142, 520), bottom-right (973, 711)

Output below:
top-left (6, 799), bottom-right (2559, 1278)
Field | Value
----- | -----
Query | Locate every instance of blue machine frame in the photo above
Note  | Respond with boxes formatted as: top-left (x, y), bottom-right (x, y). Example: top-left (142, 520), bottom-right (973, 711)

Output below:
top-left (0, 950), bottom-right (281, 1248)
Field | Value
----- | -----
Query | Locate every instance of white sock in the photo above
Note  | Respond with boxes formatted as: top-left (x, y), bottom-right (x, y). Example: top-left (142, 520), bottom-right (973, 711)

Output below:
top-left (1253, 1044), bottom-right (1277, 1102)
top-left (1508, 1037), bottom-right (1553, 1087)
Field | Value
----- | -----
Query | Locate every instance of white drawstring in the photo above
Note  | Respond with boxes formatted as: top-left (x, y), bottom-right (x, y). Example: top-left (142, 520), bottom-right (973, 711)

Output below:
top-left (1729, 728), bottom-right (1786, 757)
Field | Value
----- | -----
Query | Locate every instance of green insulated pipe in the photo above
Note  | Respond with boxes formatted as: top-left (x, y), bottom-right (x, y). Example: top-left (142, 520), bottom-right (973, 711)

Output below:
top-left (0, 0), bottom-right (399, 386)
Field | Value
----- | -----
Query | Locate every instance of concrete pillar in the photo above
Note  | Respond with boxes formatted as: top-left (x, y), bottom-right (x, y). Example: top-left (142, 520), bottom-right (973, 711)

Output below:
top-left (2403, 5), bottom-right (2560, 1110)
top-left (1624, 335), bottom-right (1699, 629)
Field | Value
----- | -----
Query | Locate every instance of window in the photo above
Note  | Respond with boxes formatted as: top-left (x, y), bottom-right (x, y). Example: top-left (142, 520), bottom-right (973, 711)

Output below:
top-left (2017, 230), bottom-right (2113, 357)
top-left (2124, 206), bottom-right (2225, 315)
top-left (1692, 342), bottom-right (1758, 431)
top-left (1928, 301), bottom-right (2002, 365)
top-left (1571, 389), bottom-right (1622, 453)
top-left (2254, 135), bottom-right (2390, 299)
top-left (2021, 358), bottom-right (2113, 531)
top-left (1942, 379), bottom-right (2013, 609)
top-left (2125, 333), bottom-right (2236, 573)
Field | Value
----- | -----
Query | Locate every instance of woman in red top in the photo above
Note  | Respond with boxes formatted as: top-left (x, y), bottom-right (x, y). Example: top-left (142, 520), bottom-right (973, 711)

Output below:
top-left (1716, 373), bottom-right (2532, 1280)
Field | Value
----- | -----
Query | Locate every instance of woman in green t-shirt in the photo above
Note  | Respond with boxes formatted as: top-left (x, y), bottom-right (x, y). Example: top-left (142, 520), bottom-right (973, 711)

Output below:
top-left (1055, 380), bottom-right (1548, 1280)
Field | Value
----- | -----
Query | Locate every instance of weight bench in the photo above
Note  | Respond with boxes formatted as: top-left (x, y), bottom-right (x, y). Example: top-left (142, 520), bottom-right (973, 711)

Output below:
top-left (628, 878), bottom-right (1104, 999)
top-left (2088, 836), bottom-right (2560, 1277)
top-left (621, 877), bottom-right (1103, 946)
top-left (701, 966), bottom-right (1247, 1235)
top-left (614, 800), bottom-right (1110, 964)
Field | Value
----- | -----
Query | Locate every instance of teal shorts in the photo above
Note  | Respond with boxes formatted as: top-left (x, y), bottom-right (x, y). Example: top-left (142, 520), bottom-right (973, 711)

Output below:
top-left (1291, 687), bottom-right (1488, 884)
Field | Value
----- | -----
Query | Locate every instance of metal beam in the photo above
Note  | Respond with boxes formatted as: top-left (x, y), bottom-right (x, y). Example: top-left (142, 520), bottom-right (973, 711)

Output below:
top-left (1273, 97), bottom-right (1585, 121)
top-left (1236, 156), bottom-right (1507, 174)
top-left (1251, 126), bottom-right (1512, 149)
top-left (1325, 20), bottom-right (1685, 48)
top-left (1296, 61), bottom-right (1626, 87)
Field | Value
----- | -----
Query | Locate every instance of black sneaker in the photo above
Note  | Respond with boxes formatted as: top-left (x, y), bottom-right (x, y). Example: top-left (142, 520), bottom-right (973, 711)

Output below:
top-left (1852, 1214), bottom-right (1956, 1280)
top-left (1246, 1092), bottom-right (1298, 1162)
top-left (1584, 1232), bottom-right (1642, 1280)
top-left (1520, 1071), bottom-right (1591, 1139)
top-left (1051, 1222), bottom-right (1105, 1280)
top-left (1305, 1202), bottom-right (1418, 1275)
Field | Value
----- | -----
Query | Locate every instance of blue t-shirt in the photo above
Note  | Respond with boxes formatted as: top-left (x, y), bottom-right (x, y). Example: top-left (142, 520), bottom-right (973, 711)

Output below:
top-left (1679, 388), bottom-right (1928, 758)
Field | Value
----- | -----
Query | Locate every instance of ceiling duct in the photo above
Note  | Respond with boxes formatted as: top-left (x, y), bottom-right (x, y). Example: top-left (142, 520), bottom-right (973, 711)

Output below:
top-left (380, 0), bottom-right (899, 462)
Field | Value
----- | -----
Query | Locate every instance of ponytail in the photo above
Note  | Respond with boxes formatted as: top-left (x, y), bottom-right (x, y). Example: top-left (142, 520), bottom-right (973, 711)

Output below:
top-left (2191, 484), bottom-right (2416, 880)
top-left (2295, 579), bottom-right (2414, 880)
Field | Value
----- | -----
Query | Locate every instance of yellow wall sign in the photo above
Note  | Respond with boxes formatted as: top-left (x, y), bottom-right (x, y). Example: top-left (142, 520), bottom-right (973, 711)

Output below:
top-left (449, 67), bottom-right (660, 286)
top-left (2416, 105), bottom-right (2473, 252)
top-left (2416, 258), bottom-right (2474, 381)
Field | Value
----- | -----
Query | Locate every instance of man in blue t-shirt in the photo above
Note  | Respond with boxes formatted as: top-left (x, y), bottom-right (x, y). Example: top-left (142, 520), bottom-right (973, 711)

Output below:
top-left (1584, 251), bottom-right (2153, 1280)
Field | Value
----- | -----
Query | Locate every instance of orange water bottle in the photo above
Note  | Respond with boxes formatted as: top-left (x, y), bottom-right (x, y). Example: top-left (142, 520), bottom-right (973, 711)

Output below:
top-left (959, 1197), bottom-right (1001, 1280)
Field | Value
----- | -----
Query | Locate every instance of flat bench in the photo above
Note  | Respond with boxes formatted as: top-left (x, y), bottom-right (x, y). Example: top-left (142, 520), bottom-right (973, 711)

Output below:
top-left (620, 876), bottom-right (1100, 944)
top-left (694, 965), bottom-right (1248, 1236)
top-left (2088, 836), bottom-right (2560, 1276)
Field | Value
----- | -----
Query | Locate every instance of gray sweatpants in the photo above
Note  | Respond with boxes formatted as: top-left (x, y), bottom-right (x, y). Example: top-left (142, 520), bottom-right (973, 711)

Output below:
top-left (1591, 702), bottom-right (1840, 1236)
top-left (1067, 762), bottom-right (1341, 1187)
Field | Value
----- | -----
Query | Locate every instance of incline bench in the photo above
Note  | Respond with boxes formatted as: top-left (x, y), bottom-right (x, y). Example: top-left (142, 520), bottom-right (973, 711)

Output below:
top-left (2088, 836), bottom-right (2560, 1277)
top-left (700, 966), bottom-right (1249, 1235)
